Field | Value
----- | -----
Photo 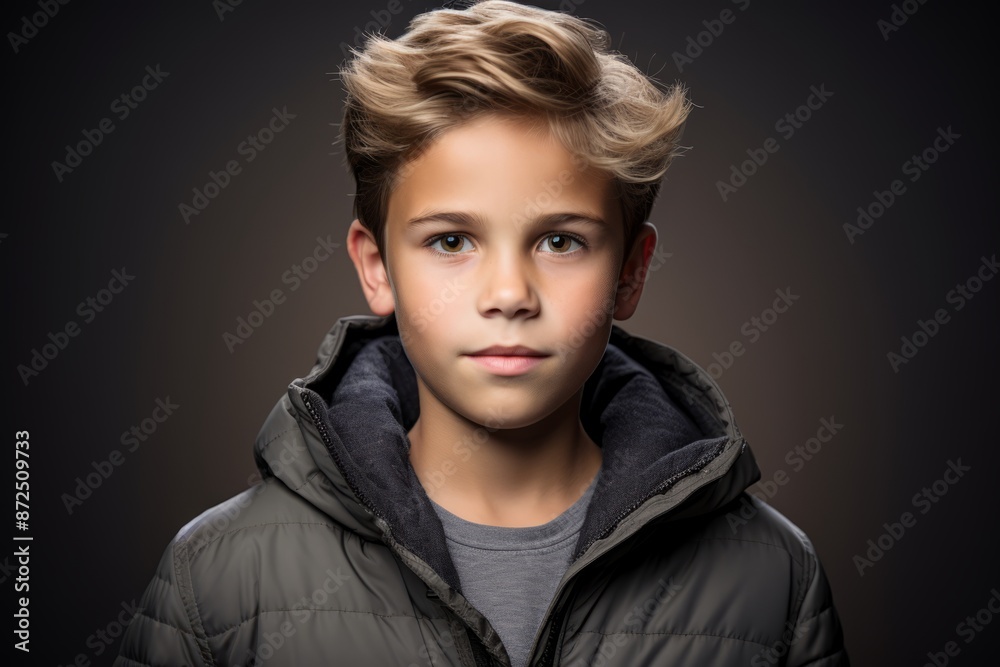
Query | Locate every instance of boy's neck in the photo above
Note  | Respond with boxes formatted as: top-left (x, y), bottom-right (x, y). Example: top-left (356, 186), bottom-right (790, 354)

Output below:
top-left (407, 384), bottom-right (602, 528)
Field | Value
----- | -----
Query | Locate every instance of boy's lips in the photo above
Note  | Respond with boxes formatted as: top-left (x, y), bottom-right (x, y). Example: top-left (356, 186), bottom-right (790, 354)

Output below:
top-left (465, 344), bottom-right (548, 356)
top-left (463, 344), bottom-right (551, 376)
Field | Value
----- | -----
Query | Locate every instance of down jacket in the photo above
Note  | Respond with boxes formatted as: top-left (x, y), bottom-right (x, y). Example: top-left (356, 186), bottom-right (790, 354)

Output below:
top-left (115, 313), bottom-right (849, 666)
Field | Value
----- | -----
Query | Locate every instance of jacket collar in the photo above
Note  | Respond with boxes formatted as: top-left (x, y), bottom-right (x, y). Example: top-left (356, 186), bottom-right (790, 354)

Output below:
top-left (256, 313), bottom-right (761, 594)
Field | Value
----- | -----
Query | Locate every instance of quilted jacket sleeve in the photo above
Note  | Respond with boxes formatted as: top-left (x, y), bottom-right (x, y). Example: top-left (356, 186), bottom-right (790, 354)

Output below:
top-left (114, 536), bottom-right (212, 667)
top-left (784, 542), bottom-right (850, 666)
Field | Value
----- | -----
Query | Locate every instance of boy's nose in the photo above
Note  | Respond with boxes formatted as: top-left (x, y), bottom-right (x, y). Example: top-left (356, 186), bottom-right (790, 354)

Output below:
top-left (475, 252), bottom-right (540, 319)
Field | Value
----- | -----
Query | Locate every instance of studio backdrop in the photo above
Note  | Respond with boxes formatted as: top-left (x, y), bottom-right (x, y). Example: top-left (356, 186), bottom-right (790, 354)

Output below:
top-left (4, 0), bottom-right (997, 664)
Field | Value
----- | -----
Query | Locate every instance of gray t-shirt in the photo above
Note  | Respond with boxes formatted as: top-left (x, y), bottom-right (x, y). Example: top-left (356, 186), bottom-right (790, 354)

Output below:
top-left (429, 471), bottom-right (600, 667)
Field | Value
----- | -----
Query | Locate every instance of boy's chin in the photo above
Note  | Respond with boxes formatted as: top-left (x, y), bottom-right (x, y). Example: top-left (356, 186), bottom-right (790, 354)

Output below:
top-left (446, 393), bottom-right (570, 431)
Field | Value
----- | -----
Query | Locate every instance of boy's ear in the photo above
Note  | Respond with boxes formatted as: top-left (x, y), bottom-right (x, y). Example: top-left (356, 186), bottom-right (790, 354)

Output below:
top-left (346, 219), bottom-right (395, 316)
top-left (613, 221), bottom-right (658, 321)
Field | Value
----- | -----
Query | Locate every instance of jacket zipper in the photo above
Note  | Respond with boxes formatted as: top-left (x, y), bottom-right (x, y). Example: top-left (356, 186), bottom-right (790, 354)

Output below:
top-left (427, 589), bottom-right (495, 667)
top-left (300, 389), bottom-right (392, 529)
top-left (537, 603), bottom-right (565, 667)
top-left (527, 439), bottom-right (731, 667)
top-left (302, 388), bottom-right (490, 666)
top-left (574, 439), bottom-right (727, 558)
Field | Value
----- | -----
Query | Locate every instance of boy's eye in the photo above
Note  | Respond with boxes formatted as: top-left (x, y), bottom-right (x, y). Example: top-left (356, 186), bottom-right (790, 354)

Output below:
top-left (426, 233), bottom-right (586, 255)
top-left (540, 234), bottom-right (584, 254)
top-left (430, 234), bottom-right (470, 254)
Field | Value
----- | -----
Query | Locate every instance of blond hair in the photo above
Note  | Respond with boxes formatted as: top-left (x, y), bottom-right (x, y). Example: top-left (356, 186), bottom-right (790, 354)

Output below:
top-left (336, 0), bottom-right (692, 261)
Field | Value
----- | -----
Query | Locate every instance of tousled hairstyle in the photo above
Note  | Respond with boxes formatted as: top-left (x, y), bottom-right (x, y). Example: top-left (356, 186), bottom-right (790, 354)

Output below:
top-left (336, 0), bottom-right (692, 264)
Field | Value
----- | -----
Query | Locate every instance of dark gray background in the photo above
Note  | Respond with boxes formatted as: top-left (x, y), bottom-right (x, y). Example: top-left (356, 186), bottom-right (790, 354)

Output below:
top-left (5, 0), bottom-right (997, 664)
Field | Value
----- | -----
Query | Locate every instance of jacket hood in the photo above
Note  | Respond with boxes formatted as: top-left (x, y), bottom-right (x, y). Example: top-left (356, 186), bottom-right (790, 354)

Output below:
top-left (253, 313), bottom-right (761, 594)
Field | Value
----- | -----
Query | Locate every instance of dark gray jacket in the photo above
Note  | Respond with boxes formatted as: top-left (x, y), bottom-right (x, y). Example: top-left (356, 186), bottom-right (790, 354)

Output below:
top-left (115, 313), bottom-right (849, 666)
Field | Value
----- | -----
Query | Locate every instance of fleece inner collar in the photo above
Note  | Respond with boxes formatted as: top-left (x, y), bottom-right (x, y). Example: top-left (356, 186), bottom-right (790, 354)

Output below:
top-left (305, 321), bottom-right (731, 593)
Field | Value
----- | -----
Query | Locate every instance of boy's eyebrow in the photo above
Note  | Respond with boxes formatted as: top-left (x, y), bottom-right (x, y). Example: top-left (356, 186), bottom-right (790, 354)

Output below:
top-left (405, 210), bottom-right (607, 229)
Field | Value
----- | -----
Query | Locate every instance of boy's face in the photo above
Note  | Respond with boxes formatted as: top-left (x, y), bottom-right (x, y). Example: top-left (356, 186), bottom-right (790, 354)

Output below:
top-left (347, 114), bottom-right (656, 429)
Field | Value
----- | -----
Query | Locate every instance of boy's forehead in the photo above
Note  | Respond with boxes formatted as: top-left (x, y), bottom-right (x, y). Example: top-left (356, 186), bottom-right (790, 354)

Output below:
top-left (386, 115), bottom-right (621, 230)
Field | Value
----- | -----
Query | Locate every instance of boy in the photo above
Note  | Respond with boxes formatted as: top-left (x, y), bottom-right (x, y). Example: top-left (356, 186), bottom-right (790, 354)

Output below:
top-left (116, 1), bottom-right (848, 665)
